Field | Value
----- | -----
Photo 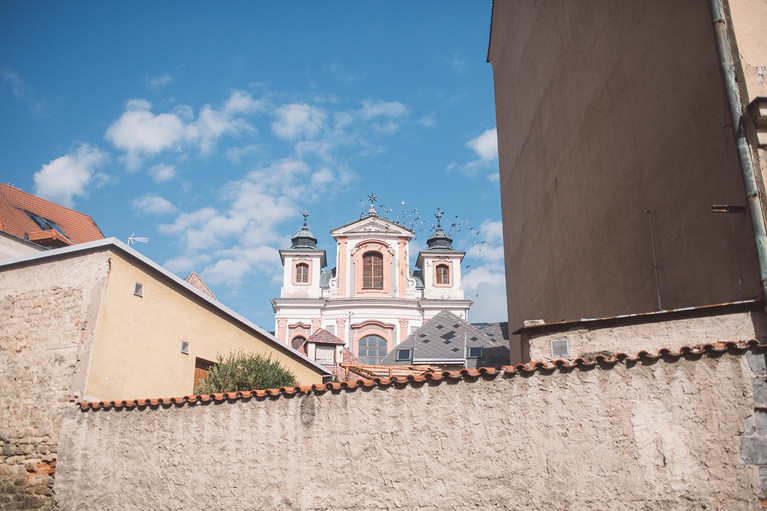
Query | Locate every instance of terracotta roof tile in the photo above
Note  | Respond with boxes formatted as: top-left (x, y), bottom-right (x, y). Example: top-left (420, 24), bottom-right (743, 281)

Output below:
top-left (306, 328), bottom-right (345, 345)
top-left (0, 183), bottom-right (104, 246)
top-left (76, 340), bottom-right (763, 411)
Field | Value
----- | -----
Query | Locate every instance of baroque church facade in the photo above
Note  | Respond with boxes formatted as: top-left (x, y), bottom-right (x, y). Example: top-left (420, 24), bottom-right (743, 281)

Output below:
top-left (272, 204), bottom-right (472, 365)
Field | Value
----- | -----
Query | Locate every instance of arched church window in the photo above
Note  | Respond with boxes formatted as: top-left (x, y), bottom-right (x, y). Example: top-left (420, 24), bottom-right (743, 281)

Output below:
top-left (436, 264), bottom-right (450, 285)
top-left (362, 252), bottom-right (383, 289)
top-left (295, 262), bottom-right (309, 284)
top-left (358, 335), bottom-right (388, 365)
top-left (292, 336), bottom-right (306, 350)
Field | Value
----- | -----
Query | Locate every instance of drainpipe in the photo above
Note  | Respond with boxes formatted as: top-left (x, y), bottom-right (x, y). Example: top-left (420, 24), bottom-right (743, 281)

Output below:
top-left (709, 0), bottom-right (767, 308)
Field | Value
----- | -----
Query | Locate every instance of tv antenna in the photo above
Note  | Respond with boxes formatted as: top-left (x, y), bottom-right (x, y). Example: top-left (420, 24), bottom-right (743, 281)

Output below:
top-left (128, 233), bottom-right (149, 246)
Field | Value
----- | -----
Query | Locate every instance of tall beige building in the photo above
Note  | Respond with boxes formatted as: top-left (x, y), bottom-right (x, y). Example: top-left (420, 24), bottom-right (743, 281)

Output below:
top-left (488, 0), bottom-right (767, 362)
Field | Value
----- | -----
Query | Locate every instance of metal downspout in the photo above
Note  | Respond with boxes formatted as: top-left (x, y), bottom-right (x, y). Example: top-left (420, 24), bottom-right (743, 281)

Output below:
top-left (709, 0), bottom-right (767, 307)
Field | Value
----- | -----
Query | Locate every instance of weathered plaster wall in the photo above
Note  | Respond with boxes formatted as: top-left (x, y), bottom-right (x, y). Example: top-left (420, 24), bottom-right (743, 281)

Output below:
top-left (56, 348), bottom-right (765, 510)
top-left (489, 0), bottom-right (761, 361)
top-left (0, 251), bottom-right (109, 510)
top-left (528, 309), bottom-right (767, 361)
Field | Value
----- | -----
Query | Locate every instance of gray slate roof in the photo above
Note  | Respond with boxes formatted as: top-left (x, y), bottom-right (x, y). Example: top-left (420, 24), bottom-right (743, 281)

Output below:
top-left (381, 310), bottom-right (510, 368)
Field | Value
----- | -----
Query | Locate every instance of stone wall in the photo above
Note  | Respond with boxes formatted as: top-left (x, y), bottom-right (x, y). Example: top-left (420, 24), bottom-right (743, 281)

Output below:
top-left (525, 307), bottom-right (767, 362)
top-left (0, 251), bottom-right (109, 510)
top-left (55, 344), bottom-right (766, 510)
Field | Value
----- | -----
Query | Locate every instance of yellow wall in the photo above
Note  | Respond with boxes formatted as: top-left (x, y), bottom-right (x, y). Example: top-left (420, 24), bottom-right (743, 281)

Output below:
top-left (86, 251), bottom-right (325, 401)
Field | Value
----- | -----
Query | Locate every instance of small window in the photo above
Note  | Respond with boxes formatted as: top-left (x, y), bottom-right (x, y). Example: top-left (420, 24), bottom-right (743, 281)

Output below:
top-left (24, 210), bottom-right (70, 239)
top-left (436, 264), bottom-right (450, 285)
top-left (133, 282), bottom-right (144, 297)
top-left (295, 262), bottom-right (309, 284)
top-left (468, 347), bottom-right (483, 358)
top-left (362, 252), bottom-right (383, 289)
top-left (396, 349), bottom-right (411, 361)
top-left (180, 341), bottom-right (190, 355)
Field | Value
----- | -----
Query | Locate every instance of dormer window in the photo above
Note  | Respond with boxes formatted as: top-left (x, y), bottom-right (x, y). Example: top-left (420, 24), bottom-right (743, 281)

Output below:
top-left (436, 264), bottom-right (450, 286)
top-left (295, 262), bottom-right (309, 284)
top-left (362, 252), bottom-right (383, 289)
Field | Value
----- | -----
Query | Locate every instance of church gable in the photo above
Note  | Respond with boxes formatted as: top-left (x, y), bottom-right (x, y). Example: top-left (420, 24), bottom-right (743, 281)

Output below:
top-left (330, 216), bottom-right (413, 239)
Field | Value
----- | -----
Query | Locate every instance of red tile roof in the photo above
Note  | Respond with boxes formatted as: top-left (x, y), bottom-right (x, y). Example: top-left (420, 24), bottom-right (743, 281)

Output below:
top-left (0, 183), bottom-right (104, 247)
top-left (306, 328), bottom-right (345, 345)
top-left (77, 339), bottom-right (762, 411)
top-left (184, 271), bottom-right (217, 300)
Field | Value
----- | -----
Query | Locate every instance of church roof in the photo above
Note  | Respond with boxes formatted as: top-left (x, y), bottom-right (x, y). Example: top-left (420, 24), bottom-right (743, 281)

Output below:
top-left (307, 329), bottom-right (345, 345)
top-left (290, 213), bottom-right (319, 249)
top-left (0, 183), bottom-right (104, 248)
top-left (425, 212), bottom-right (454, 250)
top-left (380, 310), bottom-right (510, 368)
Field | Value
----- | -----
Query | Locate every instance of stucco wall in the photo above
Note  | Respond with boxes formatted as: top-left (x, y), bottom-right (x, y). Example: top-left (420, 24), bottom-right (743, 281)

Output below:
top-left (527, 309), bottom-right (767, 362)
top-left (489, 0), bottom-right (761, 358)
top-left (86, 251), bottom-right (325, 401)
top-left (0, 251), bottom-right (109, 510)
top-left (56, 347), bottom-right (764, 510)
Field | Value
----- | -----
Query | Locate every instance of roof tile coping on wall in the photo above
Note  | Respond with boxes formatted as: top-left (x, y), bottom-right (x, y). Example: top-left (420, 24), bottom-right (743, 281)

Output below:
top-left (77, 339), bottom-right (765, 412)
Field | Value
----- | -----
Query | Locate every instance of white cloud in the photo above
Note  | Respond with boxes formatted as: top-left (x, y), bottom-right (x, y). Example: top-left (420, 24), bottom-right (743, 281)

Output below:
top-left (224, 90), bottom-right (264, 115)
top-left (225, 144), bottom-right (264, 163)
top-left (145, 74), bottom-right (173, 91)
top-left (159, 157), bottom-right (353, 288)
top-left (271, 103), bottom-right (327, 140)
top-left (462, 219), bottom-right (506, 321)
top-left (464, 266), bottom-right (508, 322)
top-left (105, 99), bottom-right (186, 169)
top-left (132, 194), bottom-right (176, 216)
top-left (467, 128), bottom-right (498, 160)
top-left (418, 112), bottom-right (436, 127)
top-left (2, 66), bottom-right (47, 116)
top-left (33, 144), bottom-right (108, 207)
top-left (449, 127), bottom-right (499, 177)
top-left (164, 254), bottom-right (211, 275)
top-left (148, 163), bottom-right (176, 182)
top-left (359, 100), bottom-right (408, 119)
top-left (105, 91), bottom-right (259, 169)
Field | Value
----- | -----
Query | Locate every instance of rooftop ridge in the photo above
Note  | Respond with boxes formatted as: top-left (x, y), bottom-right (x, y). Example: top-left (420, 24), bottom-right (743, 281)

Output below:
top-left (77, 339), bottom-right (763, 412)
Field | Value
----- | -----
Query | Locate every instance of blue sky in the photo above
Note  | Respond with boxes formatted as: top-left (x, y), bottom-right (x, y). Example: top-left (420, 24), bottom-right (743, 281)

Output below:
top-left (1, 2), bottom-right (506, 325)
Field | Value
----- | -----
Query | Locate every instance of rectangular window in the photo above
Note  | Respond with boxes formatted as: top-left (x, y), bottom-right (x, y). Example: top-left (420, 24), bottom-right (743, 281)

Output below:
top-left (363, 253), bottom-right (383, 289)
top-left (396, 349), bottom-right (411, 361)
top-left (133, 282), bottom-right (144, 297)
top-left (468, 347), bottom-right (483, 359)
top-left (436, 264), bottom-right (450, 285)
top-left (193, 358), bottom-right (215, 390)
top-left (295, 262), bottom-right (309, 284)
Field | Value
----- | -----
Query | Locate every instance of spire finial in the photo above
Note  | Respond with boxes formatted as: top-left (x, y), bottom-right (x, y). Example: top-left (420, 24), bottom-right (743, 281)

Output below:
top-left (367, 193), bottom-right (378, 217)
top-left (302, 210), bottom-right (309, 227)
top-left (435, 209), bottom-right (443, 229)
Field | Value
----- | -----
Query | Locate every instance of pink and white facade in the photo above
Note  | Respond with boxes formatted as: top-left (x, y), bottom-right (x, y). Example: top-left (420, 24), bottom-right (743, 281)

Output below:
top-left (272, 209), bottom-right (472, 365)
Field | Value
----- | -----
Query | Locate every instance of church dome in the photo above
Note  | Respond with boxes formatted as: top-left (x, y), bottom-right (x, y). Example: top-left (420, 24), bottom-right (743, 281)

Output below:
top-left (426, 212), bottom-right (454, 250)
top-left (291, 213), bottom-right (318, 249)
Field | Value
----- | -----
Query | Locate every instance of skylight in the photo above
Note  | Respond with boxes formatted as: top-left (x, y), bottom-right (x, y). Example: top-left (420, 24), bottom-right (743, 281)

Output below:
top-left (25, 211), bottom-right (70, 240)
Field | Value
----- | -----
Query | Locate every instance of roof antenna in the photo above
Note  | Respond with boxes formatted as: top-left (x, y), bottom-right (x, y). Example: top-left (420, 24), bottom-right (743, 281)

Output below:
top-left (128, 233), bottom-right (149, 246)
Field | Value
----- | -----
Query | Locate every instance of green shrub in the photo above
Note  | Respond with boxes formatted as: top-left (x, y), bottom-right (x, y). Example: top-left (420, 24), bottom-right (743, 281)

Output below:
top-left (193, 351), bottom-right (298, 394)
